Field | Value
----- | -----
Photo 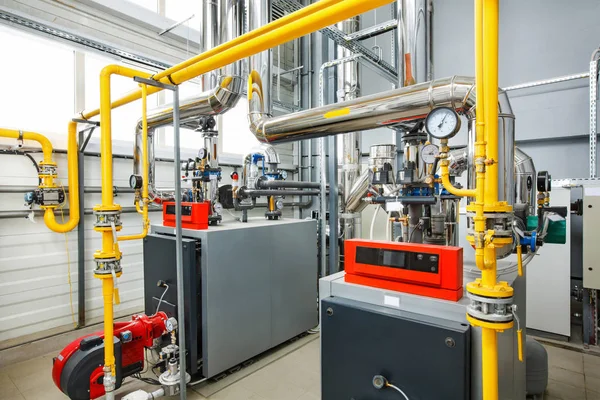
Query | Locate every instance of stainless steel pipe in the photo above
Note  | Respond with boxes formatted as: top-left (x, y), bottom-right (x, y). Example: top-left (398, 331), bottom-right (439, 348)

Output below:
top-left (249, 76), bottom-right (481, 143)
top-left (256, 180), bottom-right (320, 189)
top-left (133, 0), bottom-right (244, 203)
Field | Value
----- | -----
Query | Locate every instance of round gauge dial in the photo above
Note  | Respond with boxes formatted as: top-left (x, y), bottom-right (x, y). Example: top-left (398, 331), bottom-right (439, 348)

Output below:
top-left (213, 202), bottom-right (223, 215)
top-left (425, 107), bottom-right (461, 139)
top-left (198, 148), bottom-right (207, 160)
top-left (280, 170), bottom-right (288, 180)
top-left (276, 199), bottom-right (284, 210)
top-left (129, 174), bottom-right (142, 189)
top-left (420, 144), bottom-right (440, 164)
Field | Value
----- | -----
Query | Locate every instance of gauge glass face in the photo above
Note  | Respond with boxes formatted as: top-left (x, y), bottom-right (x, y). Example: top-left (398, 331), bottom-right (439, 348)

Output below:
top-left (213, 202), bottom-right (223, 214)
top-left (166, 320), bottom-right (173, 331)
top-left (280, 170), bottom-right (288, 180)
top-left (198, 148), bottom-right (207, 159)
top-left (421, 144), bottom-right (440, 164)
top-left (425, 107), bottom-right (460, 139)
top-left (276, 199), bottom-right (284, 210)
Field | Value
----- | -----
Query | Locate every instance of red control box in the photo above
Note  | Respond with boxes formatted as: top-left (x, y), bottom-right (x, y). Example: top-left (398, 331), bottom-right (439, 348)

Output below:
top-left (344, 239), bottom-right (463, 301)
top-left (163, 201), bottom-right (209, 230)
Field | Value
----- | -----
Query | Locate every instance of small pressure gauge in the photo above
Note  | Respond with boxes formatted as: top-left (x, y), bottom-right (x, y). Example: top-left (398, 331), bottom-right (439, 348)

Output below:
top-left (420, 144), bottom-right (440, 164)
top-left (425, 107), bottom-right (461, 139)
top-left (129, 174), bottom-right (143, 189)
top-left (276, 199), bottom-right (284, 210)
top-left (213, 202), bottom-right (223, 215)
top-left (280, 170), bottom-right (288, 180)
top-left (198, 148), bottom-right (207, 160)
top-left (165, 317), bottom-right (178, 333)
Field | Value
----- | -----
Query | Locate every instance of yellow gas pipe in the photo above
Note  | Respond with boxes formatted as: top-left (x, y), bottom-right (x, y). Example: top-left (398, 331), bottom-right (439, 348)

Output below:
top-left (0, 126), bottom-right (80, 232)
top-left (439, 1), bottom-right (517, 399)
top-left (81, 0), bottom-right (394, 392)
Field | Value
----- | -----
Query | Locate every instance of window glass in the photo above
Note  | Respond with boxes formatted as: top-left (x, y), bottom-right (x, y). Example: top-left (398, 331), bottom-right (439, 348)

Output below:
top-left (0, 26), bottom-right (74, 135)
top-left (126, 0), bottom-right (157, 12)
top-left (165, 0), bottom-right (201, 32)
top-left (221, 98), bottom-right (260, 155)
top-left (85, 55), bottom-right (158, 142)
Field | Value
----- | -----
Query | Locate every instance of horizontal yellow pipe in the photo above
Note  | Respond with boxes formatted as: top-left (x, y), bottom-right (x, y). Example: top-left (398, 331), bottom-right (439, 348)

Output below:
top-left (0, 128), bottom-right (54, 163)
top-left (152, 0), bottom-right (345, 81)
top-left (80, 0), bottom-right (394, 120)
top-left (44, 121), bottom-right (80, 233)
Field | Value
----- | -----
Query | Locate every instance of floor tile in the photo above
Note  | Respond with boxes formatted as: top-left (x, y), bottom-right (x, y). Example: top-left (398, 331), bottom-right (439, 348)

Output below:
top-left (10, 368), bottom-right (56, 393)
top-left (586, 354), bottom-right (600, 379)
top-left (0, 356), bottom-right (51, 380)
top-left (0, 379), bottom-right (22, 400)
top-left (587, 390), bottom-right (600, 400)
top-left (548, 365), bottom-right (585, 387)
top-left (545, 378), bottom-right (586, 400)
top-left (545, 346), bottom-right (584, 373)
top-left (20, 384), bottom-right (69, 400)
top-left (208, 384), bottom-right (265, 400)
top-left (587, 375), bottom-right (600, 393)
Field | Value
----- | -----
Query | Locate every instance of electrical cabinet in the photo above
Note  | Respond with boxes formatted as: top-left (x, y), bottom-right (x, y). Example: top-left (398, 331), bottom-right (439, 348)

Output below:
top-left (583, 187), bottom-right (600, 289)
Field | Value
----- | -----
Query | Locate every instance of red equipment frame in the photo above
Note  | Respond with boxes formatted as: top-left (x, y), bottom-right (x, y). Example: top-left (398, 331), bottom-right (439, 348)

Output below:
top-left (163, 201), bottom-right (209, 230)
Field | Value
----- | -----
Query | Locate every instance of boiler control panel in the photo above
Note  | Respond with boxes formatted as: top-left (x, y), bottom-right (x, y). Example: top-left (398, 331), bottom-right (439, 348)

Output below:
top-left (344, 239), bottom-right (463, 301)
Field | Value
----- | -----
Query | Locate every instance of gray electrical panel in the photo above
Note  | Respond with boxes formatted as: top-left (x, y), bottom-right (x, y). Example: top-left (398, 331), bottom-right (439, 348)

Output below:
top-left (145, 218), bottom-right (318, 378)
top-left (321, 296), bottom-right (470, 400)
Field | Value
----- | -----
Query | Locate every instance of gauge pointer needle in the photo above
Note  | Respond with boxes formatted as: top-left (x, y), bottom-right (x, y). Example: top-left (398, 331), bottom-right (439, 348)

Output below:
top-left (438, 115), bottom-right (448, 129)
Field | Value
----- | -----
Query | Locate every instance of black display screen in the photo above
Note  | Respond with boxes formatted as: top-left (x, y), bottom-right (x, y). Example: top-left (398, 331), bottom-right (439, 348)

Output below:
top-left (355, 246), bottom-right (439, 274)
top-left (165, 205), bottom-right (193, 216)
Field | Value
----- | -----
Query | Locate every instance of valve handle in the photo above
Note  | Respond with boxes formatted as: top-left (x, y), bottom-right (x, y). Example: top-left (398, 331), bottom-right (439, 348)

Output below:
top-left (511, 305), bottom-right (523, 362)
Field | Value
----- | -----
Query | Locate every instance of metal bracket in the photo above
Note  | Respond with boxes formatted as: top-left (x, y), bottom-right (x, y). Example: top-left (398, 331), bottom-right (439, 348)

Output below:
top-left (133, 76), bottom-right (177, 91)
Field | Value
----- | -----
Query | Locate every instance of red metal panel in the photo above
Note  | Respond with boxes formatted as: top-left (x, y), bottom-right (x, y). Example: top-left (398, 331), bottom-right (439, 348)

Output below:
top-left (163, 201), bottom-right (210, 230)
top-left (344, 239), bottom-right (463, 301)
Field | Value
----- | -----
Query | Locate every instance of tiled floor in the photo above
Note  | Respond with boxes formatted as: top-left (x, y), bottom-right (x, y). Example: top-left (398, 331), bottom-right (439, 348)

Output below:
top-left (1, 338), bottom-right (598, 400)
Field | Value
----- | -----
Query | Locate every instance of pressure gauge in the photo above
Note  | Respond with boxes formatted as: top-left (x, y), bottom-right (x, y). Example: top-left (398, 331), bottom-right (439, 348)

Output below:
top-left (213, 202), bottom-right (223, 215)
top-left (420, 144), bottom-right (440, 164)
top-left (276, 199), bottom-right (284, 210)
top-left (129, 174), bottom-right (143, 189)
top-left (425, 107), bottom-right (461, 139)
top-left (198, 148), bottom-right (207, 160)
top-left (280, 170), bottom-right (288, 180)
top-left (165, 317), bottom-right (178, 333)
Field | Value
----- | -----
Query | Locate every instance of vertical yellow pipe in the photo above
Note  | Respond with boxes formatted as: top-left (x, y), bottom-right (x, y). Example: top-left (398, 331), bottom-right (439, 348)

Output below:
top-left (102, 277), bottom-right (115, 374)
top-left (482, 327), bottom-right (499, 400)
top-left (483, 0), bottom-right (499, 204)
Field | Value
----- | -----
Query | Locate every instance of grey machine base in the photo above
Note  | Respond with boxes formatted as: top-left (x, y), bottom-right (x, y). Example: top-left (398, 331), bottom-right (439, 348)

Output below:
top-left (321, 296), bottom-right (471, 400)
top-left (145, 218), bottom-right (318, 379)
top-left (320, 272), bottom-right (527, 400)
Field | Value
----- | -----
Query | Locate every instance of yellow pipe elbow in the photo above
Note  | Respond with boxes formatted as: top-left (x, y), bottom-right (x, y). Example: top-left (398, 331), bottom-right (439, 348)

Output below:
top-left (0, 128), bottom-right (54, 164)
top-left (440, 163), bottom-right (476, 198)
top-left (43, 121), bottom-right (80, 233)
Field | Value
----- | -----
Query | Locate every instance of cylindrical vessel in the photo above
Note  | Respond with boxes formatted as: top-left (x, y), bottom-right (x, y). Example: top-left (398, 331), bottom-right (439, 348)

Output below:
top-left (514, 147), bottom-right (536, 215)
top-left (248, 0), bottom-right (273, 122)
top-left (467, 92), bottom-right (515, 206)
top-left (397, 0), bottom-right (430, 86)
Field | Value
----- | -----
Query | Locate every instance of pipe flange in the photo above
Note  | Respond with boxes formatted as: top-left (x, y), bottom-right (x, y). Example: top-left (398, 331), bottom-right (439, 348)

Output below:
top-left (38, 163), bottom-right (58, 177)
top-left (466, 291), bottom-right (514, 323)
top-left (93, 257), bottom-right (122, 275)
top-left (93, 210), bottom-right (122, 228)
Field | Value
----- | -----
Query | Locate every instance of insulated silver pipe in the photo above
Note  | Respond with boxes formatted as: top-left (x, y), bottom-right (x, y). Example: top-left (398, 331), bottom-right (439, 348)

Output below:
top-left (133, 0), bottom-right (244, 203)
top-left (515, 147), bottom-right (536, 215)
top-left (397, 0), bottom-right (430, 86)
top-left (250, 76), bottom-right (480, 143)
top-left (337, 17), bottom-right (361, 212)
top-left (247, 0), bottom-right (272, 127)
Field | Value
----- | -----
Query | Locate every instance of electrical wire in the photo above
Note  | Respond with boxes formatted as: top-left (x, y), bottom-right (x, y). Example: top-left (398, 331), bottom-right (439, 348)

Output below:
top-left (0, 150), bottom-right (41, 184)
top-left (387, 383), bottom-right (410, 400)
top-left (155, 284), bottom-right (169, 315)
top-left (369, 205), bottom-right (381, 240)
